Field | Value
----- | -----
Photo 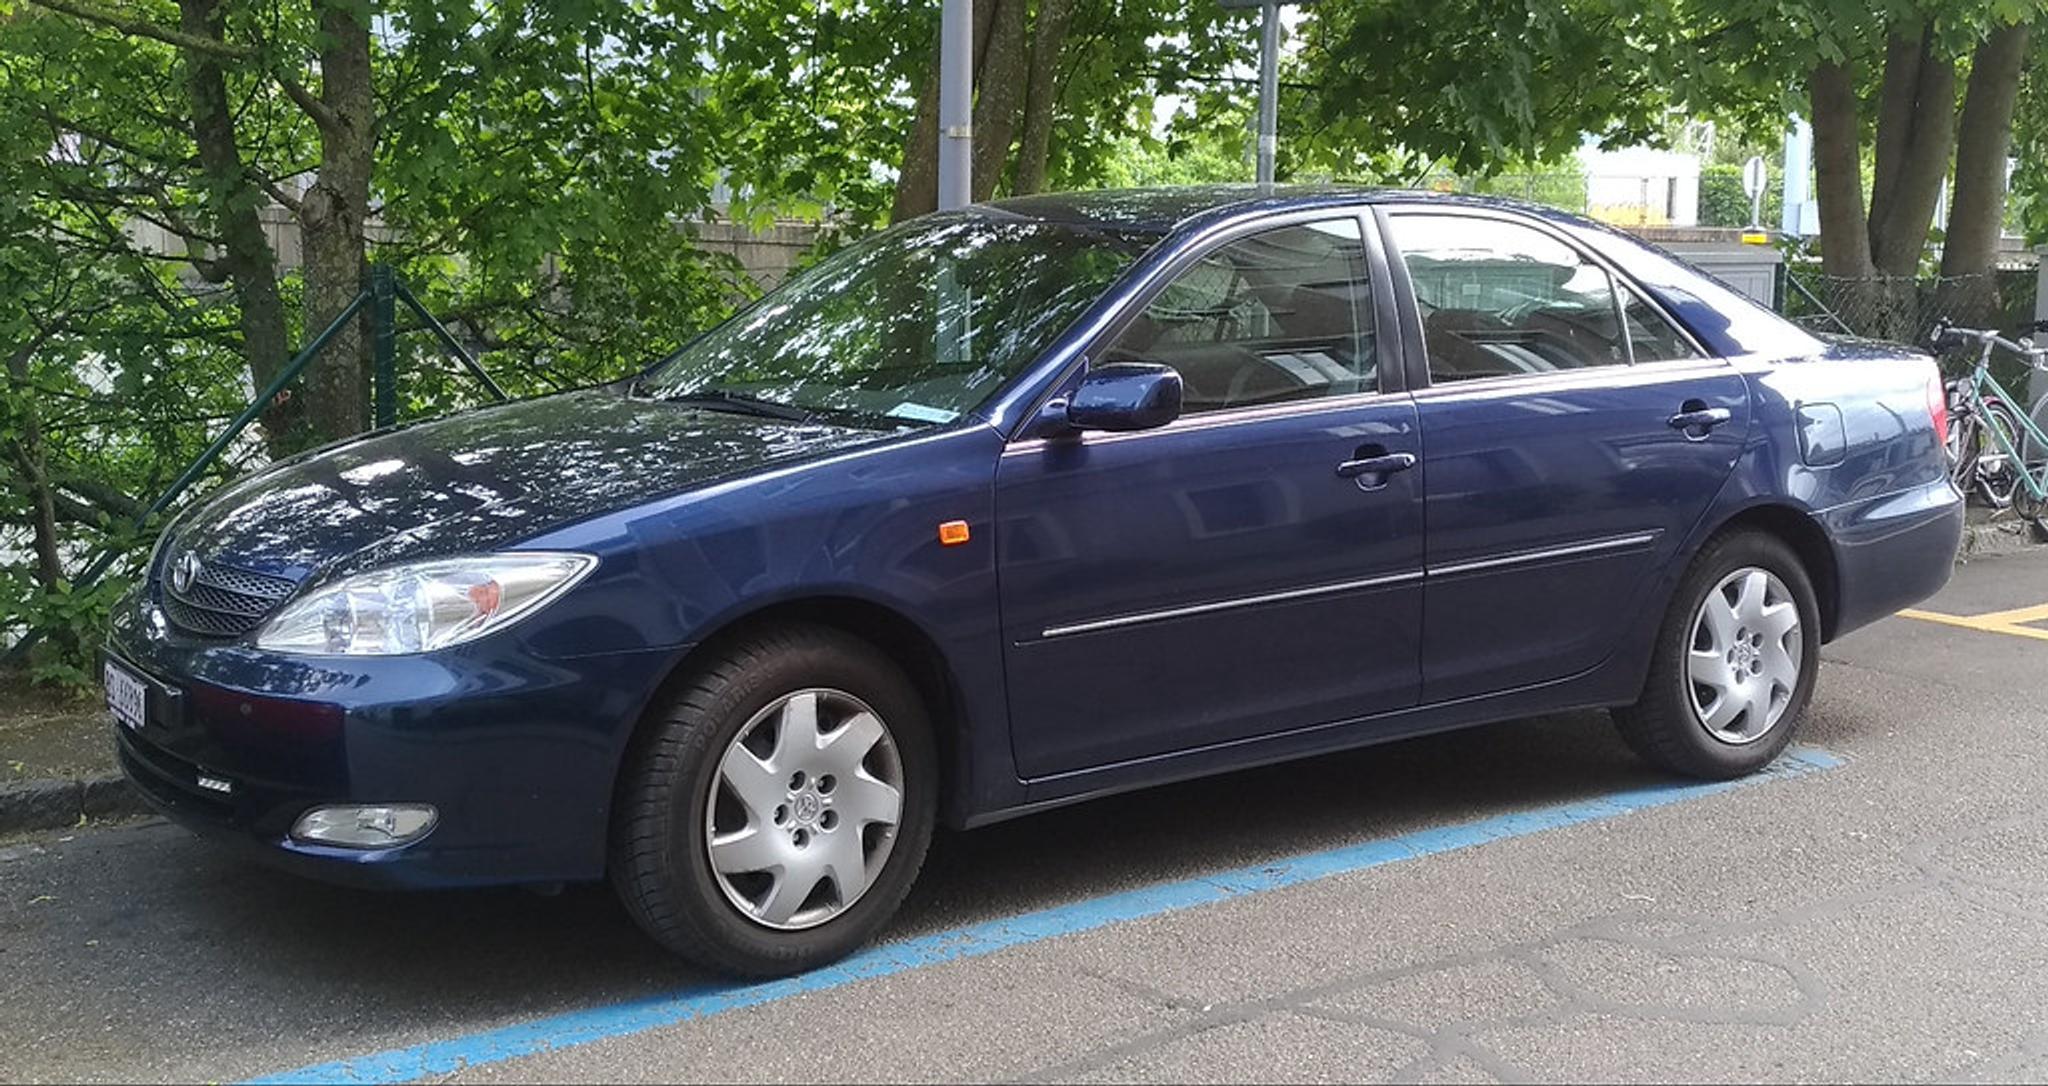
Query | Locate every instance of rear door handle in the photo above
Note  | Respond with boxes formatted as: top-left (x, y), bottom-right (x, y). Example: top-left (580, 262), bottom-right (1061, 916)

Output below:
top-left (1334, 451), bottom-right (1417, 489)
top-left (1667, 405), bottom-right (1733, 437)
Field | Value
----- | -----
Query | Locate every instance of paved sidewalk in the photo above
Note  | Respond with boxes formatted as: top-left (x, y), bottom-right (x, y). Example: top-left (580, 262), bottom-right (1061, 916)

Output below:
top-left (0, 680), bottom-right (138, 834)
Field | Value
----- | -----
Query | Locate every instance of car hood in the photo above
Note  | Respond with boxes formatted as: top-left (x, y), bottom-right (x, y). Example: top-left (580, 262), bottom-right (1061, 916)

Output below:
top-left (168, 388), bottom-right (887, 580)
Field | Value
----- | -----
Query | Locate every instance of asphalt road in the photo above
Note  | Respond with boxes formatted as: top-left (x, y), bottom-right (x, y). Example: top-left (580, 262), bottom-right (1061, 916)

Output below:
top-left (6, 549), bottom-right (2048, 1083)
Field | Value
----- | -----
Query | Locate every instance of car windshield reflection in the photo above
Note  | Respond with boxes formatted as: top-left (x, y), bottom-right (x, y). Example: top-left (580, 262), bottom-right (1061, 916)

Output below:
top-left (639, 213), bottom-right (1154, 426)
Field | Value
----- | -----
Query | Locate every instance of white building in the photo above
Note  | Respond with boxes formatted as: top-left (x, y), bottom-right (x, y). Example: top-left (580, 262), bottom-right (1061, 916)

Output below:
top-left (1576, 144), bottom-right (1701, 228)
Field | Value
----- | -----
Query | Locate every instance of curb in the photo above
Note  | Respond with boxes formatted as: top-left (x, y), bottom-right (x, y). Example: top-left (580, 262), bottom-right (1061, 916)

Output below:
top-left (1958, 518), bottom-right (2036, 563)
top-left (0, 774), bottom-right (147, 836)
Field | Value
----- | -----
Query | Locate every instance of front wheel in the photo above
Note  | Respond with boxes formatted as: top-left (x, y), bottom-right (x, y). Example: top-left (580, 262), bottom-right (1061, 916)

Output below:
top-left (610, 624), bottom-right (937, 976)
top-left (1614, 532), bottom-right (1821, 779)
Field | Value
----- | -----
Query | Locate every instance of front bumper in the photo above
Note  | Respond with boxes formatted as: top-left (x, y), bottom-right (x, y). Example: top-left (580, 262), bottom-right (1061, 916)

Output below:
top-left (107, 598), bottom-right (682, 890)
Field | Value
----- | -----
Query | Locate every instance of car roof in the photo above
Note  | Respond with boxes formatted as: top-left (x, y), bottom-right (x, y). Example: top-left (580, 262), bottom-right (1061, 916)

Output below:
top-left (983, 184), bottom-right (1576, 236)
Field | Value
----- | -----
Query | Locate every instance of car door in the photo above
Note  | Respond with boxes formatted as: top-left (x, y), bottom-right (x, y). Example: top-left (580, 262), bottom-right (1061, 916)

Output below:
top-left (1379, 207), bottom-right (1751, 703)
top-left (996, 211), bottom-right (1426, 779)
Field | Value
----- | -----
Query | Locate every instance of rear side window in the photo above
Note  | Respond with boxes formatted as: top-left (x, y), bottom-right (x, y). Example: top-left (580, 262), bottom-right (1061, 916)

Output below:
top-left (1617, 282), bottom-right (1703, 363)
top-left (1101, 218), bottom-right (1376, 414)
top-left (1388, 214), bottom-right (1629, 382)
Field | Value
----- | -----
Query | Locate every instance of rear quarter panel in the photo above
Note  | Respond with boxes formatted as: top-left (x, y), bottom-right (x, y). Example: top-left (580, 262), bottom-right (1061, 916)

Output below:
top-left (1716, 339), bottom-right (1962, 638)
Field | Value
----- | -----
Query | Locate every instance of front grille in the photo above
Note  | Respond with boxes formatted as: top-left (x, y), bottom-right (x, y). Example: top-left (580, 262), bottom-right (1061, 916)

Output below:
top-left (162, 556), bottom-right (297, 638)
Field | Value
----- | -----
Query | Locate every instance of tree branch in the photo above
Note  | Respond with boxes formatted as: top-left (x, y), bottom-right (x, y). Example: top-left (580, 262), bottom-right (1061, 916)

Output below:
top-left (274, 74), bottom-right (341, 133)
top-left (27, 0), bottom-right (254, 59)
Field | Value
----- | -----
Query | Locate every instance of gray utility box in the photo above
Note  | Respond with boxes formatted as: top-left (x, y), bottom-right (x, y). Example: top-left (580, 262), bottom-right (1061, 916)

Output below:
top-left (1625, 226), bottom-right (1785, 309)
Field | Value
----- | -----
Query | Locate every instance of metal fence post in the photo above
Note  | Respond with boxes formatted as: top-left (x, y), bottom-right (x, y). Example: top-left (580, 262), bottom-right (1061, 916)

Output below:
top-left (2036, 247), bottom-right (2047, 326)
top-left (2033, 247), bottom-right (2048, 408)
top-left (371, 263), bottom-right (398, 428)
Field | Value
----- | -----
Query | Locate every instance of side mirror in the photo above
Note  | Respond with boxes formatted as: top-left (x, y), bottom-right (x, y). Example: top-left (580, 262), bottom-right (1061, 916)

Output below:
top-left (1065, 363), bottom-right (1183, 433)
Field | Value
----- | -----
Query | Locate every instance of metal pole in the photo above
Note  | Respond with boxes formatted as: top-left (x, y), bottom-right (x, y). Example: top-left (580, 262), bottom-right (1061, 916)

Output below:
top-left (371, 264), bottom-right (398, 428)
top-left (394, 282), bottom-right (509, 402)
top-left (1256, 0), bottom-right (1279, 185)
top-left (937, 0), bottom-right (973, 210)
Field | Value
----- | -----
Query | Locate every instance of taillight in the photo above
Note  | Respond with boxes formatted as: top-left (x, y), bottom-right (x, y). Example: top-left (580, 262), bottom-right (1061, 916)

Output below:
top-left (1927, 368), bottom-right (1949, 448)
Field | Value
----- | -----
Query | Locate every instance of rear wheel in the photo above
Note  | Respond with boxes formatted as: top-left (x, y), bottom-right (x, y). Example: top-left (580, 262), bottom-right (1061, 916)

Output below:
top-left (1614, 532), bottom-right (1820, 779)
top-left (2015, 394), bottom-right (2048, 542)
top-left (1978, 397), bottom-right (2026, 509)
top-left (610, 624), bottom-right (936, 976)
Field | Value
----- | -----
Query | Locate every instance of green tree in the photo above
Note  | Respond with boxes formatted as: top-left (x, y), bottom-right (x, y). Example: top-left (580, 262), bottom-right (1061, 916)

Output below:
top-left (1293, 0), bottom-right (2043, 333)
top-left (2014, 34), bottom-right (2048, 243)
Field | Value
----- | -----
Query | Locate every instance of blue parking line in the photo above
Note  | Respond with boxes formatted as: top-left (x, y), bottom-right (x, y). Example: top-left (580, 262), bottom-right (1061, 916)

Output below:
top-left (248, 746), bottom-right (1844, 1085)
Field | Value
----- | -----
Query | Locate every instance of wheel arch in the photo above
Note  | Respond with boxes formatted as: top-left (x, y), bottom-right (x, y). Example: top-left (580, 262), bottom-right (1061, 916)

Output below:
top-left (1697, 503), bottom-right (1841, 641)
top-left (622, 594), bottom-right (974, 824)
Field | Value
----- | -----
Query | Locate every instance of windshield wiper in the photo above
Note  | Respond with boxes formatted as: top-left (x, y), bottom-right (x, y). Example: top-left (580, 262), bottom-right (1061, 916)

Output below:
top-left (643, 387), bottom-right (814, 422)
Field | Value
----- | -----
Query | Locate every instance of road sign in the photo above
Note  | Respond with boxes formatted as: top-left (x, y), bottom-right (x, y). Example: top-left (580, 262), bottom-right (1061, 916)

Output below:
top-left (1742, 154), bottom-right (1767, 229)
top-left (1742, 155), bottom-right (1767, 200)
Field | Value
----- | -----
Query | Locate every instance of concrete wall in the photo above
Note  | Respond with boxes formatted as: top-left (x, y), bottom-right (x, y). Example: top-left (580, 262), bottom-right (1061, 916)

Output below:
top-left (122, 205), bottom-right (1809, 311)
top-left (129, 208), bottom-right (826, 295)
top-left (689, 221), bottom-right (822, 291)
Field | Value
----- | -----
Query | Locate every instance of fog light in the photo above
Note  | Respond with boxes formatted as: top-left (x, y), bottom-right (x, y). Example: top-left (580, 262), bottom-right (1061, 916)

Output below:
top-left (291, 804), bottom-right (438, 848)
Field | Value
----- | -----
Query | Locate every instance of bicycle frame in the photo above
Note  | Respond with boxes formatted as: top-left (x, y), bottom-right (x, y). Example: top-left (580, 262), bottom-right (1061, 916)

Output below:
top-left (1954, 335), bottom-right (2048, 502)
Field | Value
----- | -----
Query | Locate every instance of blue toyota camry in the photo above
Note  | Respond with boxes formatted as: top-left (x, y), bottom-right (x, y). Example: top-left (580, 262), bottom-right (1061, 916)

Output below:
top-left (106, 186), bottom-right (1961, 975)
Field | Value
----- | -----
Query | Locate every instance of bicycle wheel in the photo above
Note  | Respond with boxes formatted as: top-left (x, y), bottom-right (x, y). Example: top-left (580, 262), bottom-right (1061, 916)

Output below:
top-left (2014, 485), bottom-right (2048, 542)
top-left (1973, 398), bottom-right (2024, 508)
top-left (2026, 389), bottom-right (2048, 467)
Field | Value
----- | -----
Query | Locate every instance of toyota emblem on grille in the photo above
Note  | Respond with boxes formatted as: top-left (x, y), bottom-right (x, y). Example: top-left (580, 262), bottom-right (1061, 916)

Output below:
top-left (172, 552), bottom-right (202, 594)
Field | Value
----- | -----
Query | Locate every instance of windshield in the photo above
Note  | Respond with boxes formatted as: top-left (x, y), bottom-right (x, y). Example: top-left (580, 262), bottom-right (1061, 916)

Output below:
top-left (639, 212), bottom-right (1153, 426)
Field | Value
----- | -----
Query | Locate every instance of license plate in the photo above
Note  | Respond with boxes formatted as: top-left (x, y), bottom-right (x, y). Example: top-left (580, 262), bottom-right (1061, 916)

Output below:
top-left (105, 661), bottom-right (148, 731)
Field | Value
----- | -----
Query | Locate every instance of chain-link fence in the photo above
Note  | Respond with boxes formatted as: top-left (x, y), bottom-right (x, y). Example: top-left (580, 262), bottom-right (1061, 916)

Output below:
top-left (1780, 268), bottom-right (2036, 344)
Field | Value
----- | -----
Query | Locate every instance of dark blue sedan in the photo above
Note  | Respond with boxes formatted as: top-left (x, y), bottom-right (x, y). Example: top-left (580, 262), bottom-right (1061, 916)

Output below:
top-left (105, 187), bottom-right (1962, 975)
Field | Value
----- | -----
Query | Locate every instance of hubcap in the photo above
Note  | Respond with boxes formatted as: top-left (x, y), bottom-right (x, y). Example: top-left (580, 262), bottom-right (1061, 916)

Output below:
top-left (704, 688), bottom-right (904, 931)
top-left (1686, 567), bottom-right (1802, 745)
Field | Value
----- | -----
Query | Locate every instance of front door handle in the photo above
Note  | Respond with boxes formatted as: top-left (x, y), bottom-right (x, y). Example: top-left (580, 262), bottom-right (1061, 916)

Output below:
top-left (1668, 404), bottom-right (1733, 438)
top-left (1334, 451), bottom-right (1418, 489)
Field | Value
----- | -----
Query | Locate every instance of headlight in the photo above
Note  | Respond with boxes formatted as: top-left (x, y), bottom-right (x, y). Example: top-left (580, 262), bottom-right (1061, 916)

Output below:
top-left (253, 552), bottom-right (596, 656)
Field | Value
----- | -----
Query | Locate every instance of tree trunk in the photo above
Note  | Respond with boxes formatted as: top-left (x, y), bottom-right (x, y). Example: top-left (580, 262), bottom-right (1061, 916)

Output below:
top-left (1012, 0), bottom-right (1076, 195)
top-left (892, 63), bottom-right (942, 221)
top-left (1868, 24), bottom-right (1956, 277)
top-left (1938, 22), bottom-right (2033, 327)
top-left (1809, 58), bottom-right (1886, 333)
top-left (891, 0), bottom-right (998, 222)
top-left (969, 0), bottom-right (1031, 201)
top-left (176, 0), bottom-right (297, 457)
top-left (296, 0), bottom-right (375, 444)
top-left (5, 344), bottom-right (65, 594)
top-left (1869, 28), bottom-right (1926, 239)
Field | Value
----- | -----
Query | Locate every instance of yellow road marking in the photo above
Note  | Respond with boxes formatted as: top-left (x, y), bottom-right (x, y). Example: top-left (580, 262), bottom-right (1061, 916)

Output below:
top-left (1898, 607), bottom-right (2048, 641)
top-left (1958, 601), bottom-right (2048, 626)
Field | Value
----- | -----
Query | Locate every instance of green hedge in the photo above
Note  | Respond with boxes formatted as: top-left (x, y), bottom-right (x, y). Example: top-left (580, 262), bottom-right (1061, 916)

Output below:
top-left (1700, 162), bottom-right (1783, 229)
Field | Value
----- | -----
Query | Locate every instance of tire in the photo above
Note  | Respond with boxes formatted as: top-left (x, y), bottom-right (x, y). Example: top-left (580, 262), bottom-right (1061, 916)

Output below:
top-left (1973, 397), bottom-right (2024, 509)
top-left (609, 623), bottom-right (937, 976)
top-left (1613, 531), bottom-right (1821, 779)
top-left (2015, 487), bottom-right (2048, 543)
top-left (2016, 395), bottom-right (2048, 542)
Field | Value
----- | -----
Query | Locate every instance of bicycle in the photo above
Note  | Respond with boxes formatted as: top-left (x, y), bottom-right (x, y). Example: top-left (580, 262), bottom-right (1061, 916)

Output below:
top-left (1934, 317), bottom-right (2048, 542)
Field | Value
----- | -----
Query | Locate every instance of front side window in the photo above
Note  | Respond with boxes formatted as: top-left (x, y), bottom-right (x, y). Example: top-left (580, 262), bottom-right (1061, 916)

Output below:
top-left (1389, 214), bottom-right (1631, 382)
top-left (641, 213), bottom-right (1152, 426)
top-left (1100, 217), bottom-right (1376, 414)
